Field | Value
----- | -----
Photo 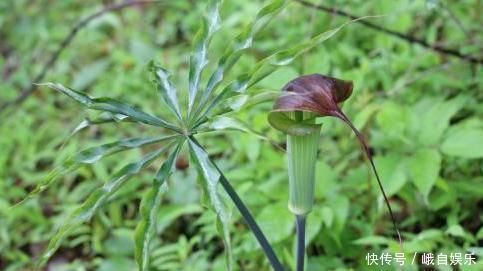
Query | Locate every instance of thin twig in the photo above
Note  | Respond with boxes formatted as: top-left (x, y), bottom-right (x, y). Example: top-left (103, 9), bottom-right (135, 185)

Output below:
top-left (0, 0), bottom-right (163, 114)
top-left (293, 0), bottom-right (482, 65)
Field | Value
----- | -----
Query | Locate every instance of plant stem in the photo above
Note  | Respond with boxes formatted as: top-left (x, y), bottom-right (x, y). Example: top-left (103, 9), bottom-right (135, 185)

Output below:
top-left (189, 136), bottom-right (285, 271)
top-left (295, 215), bottom-right (306, 271)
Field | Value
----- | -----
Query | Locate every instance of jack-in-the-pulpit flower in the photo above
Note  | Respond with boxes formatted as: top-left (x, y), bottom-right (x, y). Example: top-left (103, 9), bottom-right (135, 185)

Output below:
top-left (269, 74), bottom-right (401, 244)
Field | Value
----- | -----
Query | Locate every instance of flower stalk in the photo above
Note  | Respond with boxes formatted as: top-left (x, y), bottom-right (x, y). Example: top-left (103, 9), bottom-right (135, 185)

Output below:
top-left (295, 215), bottom-right (306, 271)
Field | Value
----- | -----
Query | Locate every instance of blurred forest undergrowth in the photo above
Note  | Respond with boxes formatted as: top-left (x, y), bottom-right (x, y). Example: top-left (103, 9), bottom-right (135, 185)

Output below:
top-left (0, 0), bottom-right (482, 270)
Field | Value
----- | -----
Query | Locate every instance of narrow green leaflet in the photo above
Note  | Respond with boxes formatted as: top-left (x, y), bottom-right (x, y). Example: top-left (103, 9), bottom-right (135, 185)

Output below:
top-left (207, 116), bottom-right (260, 134)
top-left (74, 135), bottom-right (177, 164)
top-left (134, 144), bottom-right (182, 271)
top-left (37, 146), bottom-right (171, 268)
top-left (19, 135), bottom-right (177, 206)
top-left (40, 82), bottom-right (181, 133)
top-left (197, 17), bottom-right (375, 122)
top-left (247, 17), bottom-right (376, 90)
top-left (149, 61), bottom-right (182, 120)
top-left (203, 116), bottom-right (278, 148)
top-left (188, 0), bottom-right (223, 115)
top-left (193, 90), bottom-right (279, 129)
top-left (69, 112), bottom-right (132, 138)
top-left (194, 0), bottom-right (287, 116)
top-left (188, 138), bottom-right (232, 270)
top-left (59, 112), bottom-right (133, 149)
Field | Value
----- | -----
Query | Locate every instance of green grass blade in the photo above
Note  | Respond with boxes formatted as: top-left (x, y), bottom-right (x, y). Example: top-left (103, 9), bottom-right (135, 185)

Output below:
top-left (149, 61), bottom-right (182, 121)
top-left (37, 146), bottom-right (171, 268)
top-left (17, 135), bottom-right (177, 206)
top-left (39, 82), bottom-right (182, 133)
top-left (134, 143), bottom-right (182, 271)
top-left (188, 138), bottom-right (232, 270)
top-left (188, 0), bottom-right (223, 115)
top-left (193, 0), bottom-right (287, 119)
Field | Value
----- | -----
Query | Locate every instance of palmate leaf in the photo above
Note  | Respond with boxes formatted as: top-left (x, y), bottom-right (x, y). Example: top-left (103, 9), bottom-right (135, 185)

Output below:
top-left (17, 135), bottom-right (177, 206)
top-left (188, 0), bottom-right (223, 115)
top-left (149, 61), bottom-right (182, 121)
top-left (40, 82), bottom-right (182, 133)
top-left (196, 17), bottom-right (375, 125)
top-left (134, 143), bottom-right (182, 271)
top-left (193, 0), bottom-right (287, 120)
top-left (37, 146), bottom-right (172, 268)
top-left (188, 138), bottom-right (233, 270)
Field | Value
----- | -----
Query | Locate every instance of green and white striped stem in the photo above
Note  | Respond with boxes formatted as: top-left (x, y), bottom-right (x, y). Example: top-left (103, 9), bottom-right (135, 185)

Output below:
top-left (286, 111), bottom-right (320, 216)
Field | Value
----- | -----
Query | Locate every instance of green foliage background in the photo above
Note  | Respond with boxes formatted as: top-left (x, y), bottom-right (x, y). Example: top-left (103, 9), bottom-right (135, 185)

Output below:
top-left (0, 0), bottom-right (481, 270)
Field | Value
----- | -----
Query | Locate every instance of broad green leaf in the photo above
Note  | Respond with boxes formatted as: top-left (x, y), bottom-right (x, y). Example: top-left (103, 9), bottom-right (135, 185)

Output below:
top-left (413, 96), bottom-right (466, 146)
top-left (376, 102), bottom-right (409, 143)
top-left (149, 61), bottom-right (182, 120)
top-left (441, 128), bottom-right (483, 158)
top-left (188, 138), bottom-right (232, 270)
top-left (188, 0), bottom-right (223, 114)
top-left (134, 144), bottom-right (181, 271)
top-left (306, 207), bottom-right (324, 244)
top-left (256, 202), bottom-right (293, 243)
top-left (194, 0), bottom-right (287, 116)
top-left (408, 149), bottom-right (441, 198)
top-left (327, 195), bottom-right (349, 235)
top-left (40, 83), bottom-right (181, 133)
top-left (446, 224), bottom-right (466, 238)
top-left (19, 135), bottom-right (177, 205)
top-left (372, 154), bottom-right (407, 197)
top-left (38, 146), bottom-right (170, 267)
